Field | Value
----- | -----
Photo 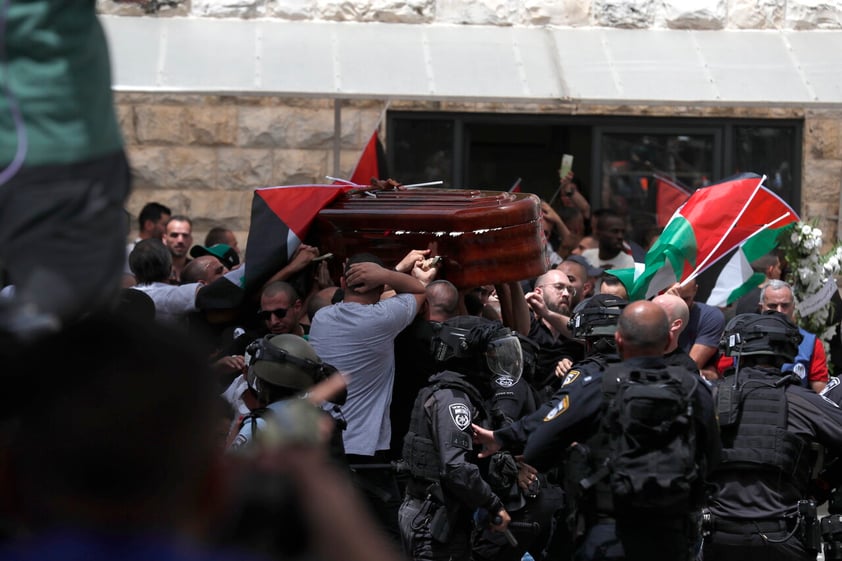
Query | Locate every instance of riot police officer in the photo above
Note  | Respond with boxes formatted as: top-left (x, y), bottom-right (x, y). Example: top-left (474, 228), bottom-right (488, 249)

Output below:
top-left (476, 300), bottom-right (719, 561)
top-left (482, 293), bottom-right (627, 464)
top-left (473, 330), bottom-right (566, 561)
top-left (221, 333), bottom-right (348, 559)
top-left (228, 333), bottom-right (344, 455)
top-left (399, 315), bottom-right (514, 561)
top-left (473, 293), bottom-right (626, 560)
top-left (704, 311), bottom-right (842, 561)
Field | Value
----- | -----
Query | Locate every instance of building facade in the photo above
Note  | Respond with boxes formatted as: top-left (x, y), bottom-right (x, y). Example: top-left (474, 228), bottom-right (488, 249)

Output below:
top-left (99, 0), bottom-right (842, 250)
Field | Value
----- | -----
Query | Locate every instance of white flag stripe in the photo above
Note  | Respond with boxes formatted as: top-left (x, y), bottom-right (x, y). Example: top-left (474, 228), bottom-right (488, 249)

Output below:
top-left (645, 259), bottom-right (678, 300)
top-left (706, 249), bottom-right (753, 307)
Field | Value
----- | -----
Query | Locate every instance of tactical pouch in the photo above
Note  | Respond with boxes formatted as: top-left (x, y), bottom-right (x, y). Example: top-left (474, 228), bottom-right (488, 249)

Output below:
top-left (429, 503), bottom-right (453, 543)
top-left (716, 383), bottom-right (741, 428)
top-left (799, 499), bottom-right (821, 553)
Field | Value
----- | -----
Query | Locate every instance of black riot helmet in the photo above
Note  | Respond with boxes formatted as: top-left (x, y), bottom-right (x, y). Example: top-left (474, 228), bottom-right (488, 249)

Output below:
top-left (431, 316), bottom-right (523, 385)
top-left (719, 311), bottom-right (802, 365)
top-left (567, 294), bottom-right (627, 355)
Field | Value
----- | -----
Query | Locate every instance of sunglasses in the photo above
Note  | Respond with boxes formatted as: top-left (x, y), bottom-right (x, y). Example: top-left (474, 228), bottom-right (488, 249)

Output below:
top-left (257, 308), bottom-right (288, 321)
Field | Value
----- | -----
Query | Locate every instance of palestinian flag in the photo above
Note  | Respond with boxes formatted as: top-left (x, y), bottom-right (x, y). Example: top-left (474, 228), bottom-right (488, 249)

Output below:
top-left (244, 184), bottom-right (355, 293)
top-left (705, 226), bottom-right (788, 306)
top-left (630, 173), bottom-right (799, 302)
top-left (653, 174), bottom-right (691, 228)
top-left (348, 130), bottom-right (388, 186)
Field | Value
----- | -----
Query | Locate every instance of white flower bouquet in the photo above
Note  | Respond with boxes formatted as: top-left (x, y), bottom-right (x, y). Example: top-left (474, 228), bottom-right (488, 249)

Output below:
top-left (780, 221), bottom-right (842, 344)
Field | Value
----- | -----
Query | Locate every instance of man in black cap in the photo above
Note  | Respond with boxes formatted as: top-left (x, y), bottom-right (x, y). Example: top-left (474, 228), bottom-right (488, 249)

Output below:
top-left (190, 243), bottom-right (241, 271)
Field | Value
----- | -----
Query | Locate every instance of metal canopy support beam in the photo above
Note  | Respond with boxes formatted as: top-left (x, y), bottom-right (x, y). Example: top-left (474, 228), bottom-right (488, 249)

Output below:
top-left (333, 99), bottom-right (341, 177)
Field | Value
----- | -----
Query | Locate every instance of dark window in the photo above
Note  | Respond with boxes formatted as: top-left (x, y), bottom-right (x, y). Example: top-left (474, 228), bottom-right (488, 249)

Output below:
top-left (387, 113), bottom-right (801, 246)
top-left (391, 118), bottom-right (455, 186)
top-left (597, 129), bottom-right (718, 241)
top-left (731, 125), bottom-right (799, 205)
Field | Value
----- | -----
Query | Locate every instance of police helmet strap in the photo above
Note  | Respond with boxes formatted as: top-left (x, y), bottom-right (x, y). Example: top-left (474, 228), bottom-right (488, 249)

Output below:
top-left (250, 335), bottom-right (334, 382)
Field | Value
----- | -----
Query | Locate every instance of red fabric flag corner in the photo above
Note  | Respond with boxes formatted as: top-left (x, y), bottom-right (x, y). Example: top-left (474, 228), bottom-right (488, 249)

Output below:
top-left (349, 131), bottom-right (382, 186)
top-left (654, 174), bottom-right (691, 227)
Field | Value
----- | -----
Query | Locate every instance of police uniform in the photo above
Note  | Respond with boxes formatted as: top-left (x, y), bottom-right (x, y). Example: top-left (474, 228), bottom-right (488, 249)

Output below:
top-left (489, 352), bottom-right (619, 561)
top-left (490, 295), bottom-right (643, 561)
top-left (399, 370), bottom-right (504, 561)
top-left (704, 365), bottom-right (842, 561)
top-left (473, 375), bottom-right (566, 561)
top-left (521, 355), bottom-right (718, 561)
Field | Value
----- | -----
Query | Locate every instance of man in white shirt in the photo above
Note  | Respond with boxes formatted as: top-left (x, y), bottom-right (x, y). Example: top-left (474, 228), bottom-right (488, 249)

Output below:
top-left (582, 209), bottom-right (634, 271)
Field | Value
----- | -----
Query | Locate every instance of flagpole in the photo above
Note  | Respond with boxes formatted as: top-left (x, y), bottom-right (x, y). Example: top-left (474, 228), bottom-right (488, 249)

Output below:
top-left (548, 184), bottom-right (562, 206)
top-left (682, 175), bottom-right (766, 280)
top-left (402, 180), bottom-right (444, 189)
top-left (326, 176), bottom-right (356, 185)
top-left (682, 211), bottom-right (795, 285)
top-left (376, 100), bottom-right (392, 135)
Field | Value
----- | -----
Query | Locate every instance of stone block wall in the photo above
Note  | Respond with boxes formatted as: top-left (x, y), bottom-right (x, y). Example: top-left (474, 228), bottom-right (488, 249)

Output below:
top-left (119, 92), bottom-right (842, 251)
top-left (119, 95), bottom-right (385, 244)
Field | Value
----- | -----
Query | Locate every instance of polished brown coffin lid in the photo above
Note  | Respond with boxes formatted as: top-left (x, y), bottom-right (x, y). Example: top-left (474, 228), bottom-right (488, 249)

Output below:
top-left (316, 188), bottom-right (547, 288)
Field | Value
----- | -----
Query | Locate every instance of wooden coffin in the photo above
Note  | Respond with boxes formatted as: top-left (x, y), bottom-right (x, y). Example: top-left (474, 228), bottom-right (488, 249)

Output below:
top-left (315, 188), bottom-right (547, 288)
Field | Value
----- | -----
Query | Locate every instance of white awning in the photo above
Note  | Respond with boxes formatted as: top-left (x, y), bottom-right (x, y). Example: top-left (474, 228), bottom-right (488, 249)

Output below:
top-left (102, 16), bottom-right (842, 107)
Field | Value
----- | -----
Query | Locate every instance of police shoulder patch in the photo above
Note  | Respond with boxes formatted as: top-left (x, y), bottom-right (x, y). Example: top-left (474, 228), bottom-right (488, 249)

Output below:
top-left (562, 369), bottom-right (581, 387)
top-left (543, 395), bottom-right (571, 422)
top-left (449, 402), bottom-right (472, 430)
top-left (494, 375), bottom-right (515, 388)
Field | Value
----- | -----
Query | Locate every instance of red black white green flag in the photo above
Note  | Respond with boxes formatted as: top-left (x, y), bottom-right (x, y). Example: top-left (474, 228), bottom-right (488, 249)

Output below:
top-left (630, 173), bottom-right (799, 303)
top-left (243, 184), bottom-right (355, 293)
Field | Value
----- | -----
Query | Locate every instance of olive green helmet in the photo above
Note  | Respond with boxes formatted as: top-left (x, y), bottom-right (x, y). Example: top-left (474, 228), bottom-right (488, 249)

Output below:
top-left (247, 334), bottom-right (325, 392)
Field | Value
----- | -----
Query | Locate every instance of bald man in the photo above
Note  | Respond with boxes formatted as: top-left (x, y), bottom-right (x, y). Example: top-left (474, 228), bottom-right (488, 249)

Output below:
top-left (609, 301), bottom-right (720, 561)
top-left (475, 300), bottom-right (719, 561)
top-left (668, 280), bottom-right (726, 380)
top-left (652, 293), bottom-right (700, 375)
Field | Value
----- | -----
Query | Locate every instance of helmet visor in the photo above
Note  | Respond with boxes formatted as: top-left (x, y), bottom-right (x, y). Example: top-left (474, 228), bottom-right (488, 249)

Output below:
top-left (486, 335), bottom-right (523, 383)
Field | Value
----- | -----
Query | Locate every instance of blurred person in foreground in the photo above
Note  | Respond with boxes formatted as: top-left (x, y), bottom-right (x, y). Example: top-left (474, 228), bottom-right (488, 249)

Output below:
top-left (0, 2), bottom-right (131, 344)
top-left (0, 313), bottom-right (403, 561)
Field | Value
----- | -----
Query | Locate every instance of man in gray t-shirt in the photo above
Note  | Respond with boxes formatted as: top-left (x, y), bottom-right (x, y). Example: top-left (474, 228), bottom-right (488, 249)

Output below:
top-left (309, 250), bottom-right (431, 543)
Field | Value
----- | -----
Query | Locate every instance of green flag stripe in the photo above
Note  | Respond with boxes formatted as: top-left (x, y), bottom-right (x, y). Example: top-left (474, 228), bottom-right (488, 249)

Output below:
top-left (632, 216), bottom-right (697, 300)
top-left (741, 225), bottom-right (789, 263)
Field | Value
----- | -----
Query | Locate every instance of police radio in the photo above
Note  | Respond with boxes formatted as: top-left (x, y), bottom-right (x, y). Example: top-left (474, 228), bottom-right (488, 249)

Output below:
top-left (822, 488), bottom-right (842, 560)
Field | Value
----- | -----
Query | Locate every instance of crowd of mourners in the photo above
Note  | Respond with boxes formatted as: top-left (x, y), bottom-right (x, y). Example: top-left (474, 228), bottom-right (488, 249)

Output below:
top-left (3, 6), bottom-right (842, 561)
top-left (4, 183), bottom-right (840, 561)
